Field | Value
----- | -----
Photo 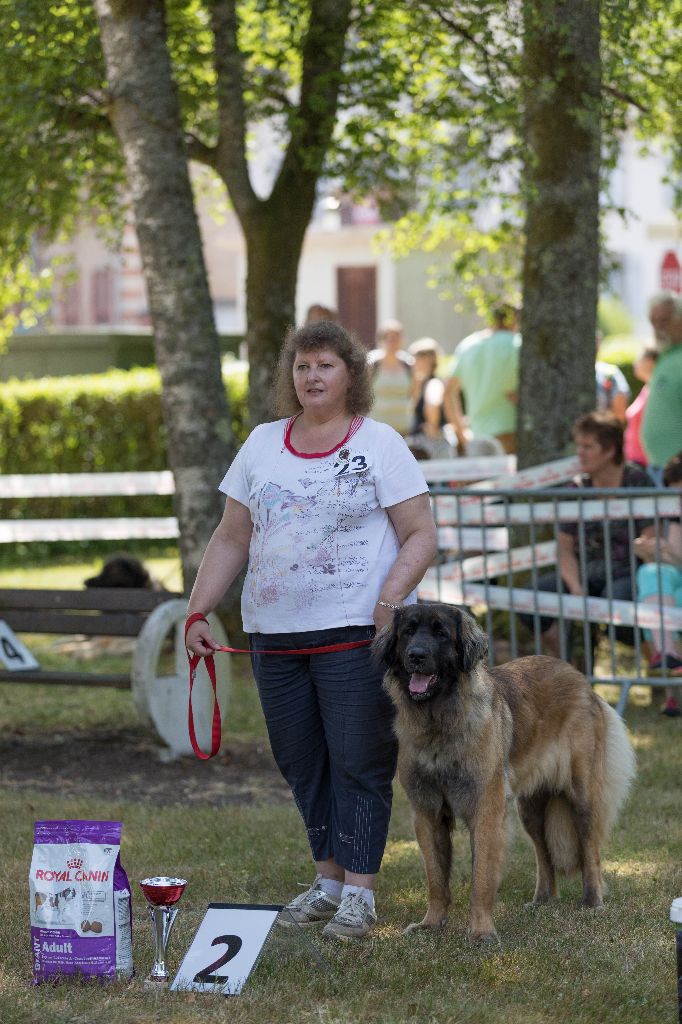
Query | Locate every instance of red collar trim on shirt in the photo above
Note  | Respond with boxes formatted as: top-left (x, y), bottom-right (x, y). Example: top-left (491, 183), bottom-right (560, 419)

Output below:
top-left (284, 414), bottom-right (364, 459)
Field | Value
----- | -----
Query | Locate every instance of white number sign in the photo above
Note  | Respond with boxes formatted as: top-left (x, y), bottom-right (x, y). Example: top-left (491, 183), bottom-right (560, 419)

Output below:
top-left (171, 903), bottom-right (281, 996)
top-left (0, 620), bottom-right (39, 670)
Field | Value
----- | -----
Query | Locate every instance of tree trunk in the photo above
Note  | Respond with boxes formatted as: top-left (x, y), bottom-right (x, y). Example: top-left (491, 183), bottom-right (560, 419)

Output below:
top-left (210, 0), bottom-right (352, 427)
top-left (93, 0), bottom-right (234, 590)
top-left (517, 0), bottom-right (601, 468)
top-left (242, 204), bottom-right (312, 423)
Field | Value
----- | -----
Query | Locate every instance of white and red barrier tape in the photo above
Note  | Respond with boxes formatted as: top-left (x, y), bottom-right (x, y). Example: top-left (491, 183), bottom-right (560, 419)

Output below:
top-left (418, 579), bottom-right (682, 631)
top-left (420, 455), bottom-right (515, 483)
top-left (455, 455), bottom-right (581, 504)
top-left (425, 541), bottom-right (557, 585)
top-left (434, 494), bottom-right (680, 528)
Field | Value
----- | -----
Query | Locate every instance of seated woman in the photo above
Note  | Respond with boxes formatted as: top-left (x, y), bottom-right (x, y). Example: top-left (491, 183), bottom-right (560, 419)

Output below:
top-left (521, 412), bottom-right (654, 659)
top-left (634, 451), bottom-right (682, 716)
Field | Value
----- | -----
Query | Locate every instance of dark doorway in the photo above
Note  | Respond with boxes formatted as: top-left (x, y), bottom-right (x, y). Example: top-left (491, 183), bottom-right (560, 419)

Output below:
top-left (336, 266), bottom-right (377, 347)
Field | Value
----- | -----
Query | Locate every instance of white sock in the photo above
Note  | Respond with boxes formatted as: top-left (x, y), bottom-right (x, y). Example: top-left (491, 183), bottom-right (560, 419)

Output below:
top-left (318, 877), bottom-right (343, 899)
top-left (342, 884), bottom-right (375, 910)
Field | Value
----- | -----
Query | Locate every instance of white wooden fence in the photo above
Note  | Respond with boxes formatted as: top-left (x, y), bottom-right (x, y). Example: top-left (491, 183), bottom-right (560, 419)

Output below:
top-left (0, 458), bottom-right (514, 544)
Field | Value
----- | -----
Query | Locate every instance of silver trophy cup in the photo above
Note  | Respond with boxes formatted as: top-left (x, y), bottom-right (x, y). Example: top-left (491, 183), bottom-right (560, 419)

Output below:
top-left (139, 876), bottom-right (187, 988)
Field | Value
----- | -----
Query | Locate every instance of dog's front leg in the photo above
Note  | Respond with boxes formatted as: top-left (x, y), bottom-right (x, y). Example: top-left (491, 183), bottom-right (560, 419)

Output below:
top-left (404, 807), bottom-right (452, 935)
top-left (467, 776), bottom-right (507, 944)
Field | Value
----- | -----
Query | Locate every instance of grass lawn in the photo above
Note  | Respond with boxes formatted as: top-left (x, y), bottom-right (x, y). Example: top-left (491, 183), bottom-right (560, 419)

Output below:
top-left (0, 557), bottom-right (680, 1023)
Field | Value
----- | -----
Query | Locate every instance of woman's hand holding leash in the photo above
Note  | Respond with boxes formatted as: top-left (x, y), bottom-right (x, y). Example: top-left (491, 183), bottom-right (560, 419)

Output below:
top-left (185, 613), bottom-right (222, 657)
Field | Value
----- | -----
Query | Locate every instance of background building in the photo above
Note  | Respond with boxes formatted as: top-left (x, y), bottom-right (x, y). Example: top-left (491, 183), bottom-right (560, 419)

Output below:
top-left (6, 133), bottom-right (681, 379)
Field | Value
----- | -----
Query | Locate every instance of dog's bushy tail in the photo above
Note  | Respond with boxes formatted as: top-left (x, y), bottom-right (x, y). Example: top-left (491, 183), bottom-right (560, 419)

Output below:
top-left (544, 699), bottom-right (636, 876)
top-left (598, 698), bottom-right (637, 836)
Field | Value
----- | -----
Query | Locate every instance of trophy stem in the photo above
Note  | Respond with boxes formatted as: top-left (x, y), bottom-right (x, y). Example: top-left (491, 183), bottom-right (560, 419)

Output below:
top-left (145, 905), bottom-right (178, 986)
top-left (139, 876), bottom-right (187, 992)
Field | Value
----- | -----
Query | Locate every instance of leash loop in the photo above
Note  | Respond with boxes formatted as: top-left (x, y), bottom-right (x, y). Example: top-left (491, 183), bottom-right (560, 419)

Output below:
top-left (184, 613), bottom-right (373, 760)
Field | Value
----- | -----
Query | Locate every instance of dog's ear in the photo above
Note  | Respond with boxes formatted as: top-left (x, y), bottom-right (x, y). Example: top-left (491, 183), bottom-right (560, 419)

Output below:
top-left (454, 607), bottom-right (488, 672)
top-left (371, 609), bottom-right (403, 669)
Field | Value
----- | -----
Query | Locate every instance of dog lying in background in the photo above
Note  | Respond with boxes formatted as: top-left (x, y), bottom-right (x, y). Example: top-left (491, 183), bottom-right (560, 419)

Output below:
top-left (48, 554), bottom-right (164, 658)
top-left (374, 602), bottom-right (636, 943)
top-left (85, 553), bottom-right (159, 590)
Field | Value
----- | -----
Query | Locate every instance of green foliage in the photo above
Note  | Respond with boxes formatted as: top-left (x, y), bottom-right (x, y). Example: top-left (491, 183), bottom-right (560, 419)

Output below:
top-left (598, 295), bottom-right (635, 339)
top-left (0, 0), bottom-right (124, 262)
top-left (1, 0), bottom-right (681, 324)
top-left (601, 0), bottom-right (682, 195)
top-left (0, 260), bottom-right (53, 350)
top-left (597, 334), bottom-right (642, 398)
top-left (599, 334), bottom-right (640, 366)
top-left (0, 363), bottom-right (249, 523)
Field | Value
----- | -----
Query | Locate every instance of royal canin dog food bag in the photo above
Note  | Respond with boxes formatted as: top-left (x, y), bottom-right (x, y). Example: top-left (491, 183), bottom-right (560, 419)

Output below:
top-left (29, 820), bottom-right (133, 983)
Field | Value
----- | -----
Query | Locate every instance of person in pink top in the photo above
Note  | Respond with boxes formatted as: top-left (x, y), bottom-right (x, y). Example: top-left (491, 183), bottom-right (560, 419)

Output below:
top-left (624, 347), bottom-right (658, 467)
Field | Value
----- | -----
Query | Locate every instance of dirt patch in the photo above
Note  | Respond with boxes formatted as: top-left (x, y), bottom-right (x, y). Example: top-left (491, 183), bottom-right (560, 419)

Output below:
top-left (0, 728), bottom-right (290, 807)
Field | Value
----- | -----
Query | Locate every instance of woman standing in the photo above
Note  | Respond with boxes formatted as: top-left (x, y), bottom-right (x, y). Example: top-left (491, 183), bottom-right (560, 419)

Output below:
top-left (624, 347), bottom-right (658, 467)
top-left (406, 336), bottom-right (452, 459)
top-left (185, 320), bottom-right (437, 940)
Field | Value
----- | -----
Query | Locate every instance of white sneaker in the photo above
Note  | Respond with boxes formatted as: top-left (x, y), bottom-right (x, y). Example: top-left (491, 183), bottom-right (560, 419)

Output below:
top-left (321, 892), bottom-right (377, 940)
top-left (279, 875), bottom-right (341, 929)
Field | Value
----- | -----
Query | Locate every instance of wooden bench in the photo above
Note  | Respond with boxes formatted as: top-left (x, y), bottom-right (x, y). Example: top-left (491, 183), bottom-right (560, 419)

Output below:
top-left (0, 587), bottom-right (181, 687)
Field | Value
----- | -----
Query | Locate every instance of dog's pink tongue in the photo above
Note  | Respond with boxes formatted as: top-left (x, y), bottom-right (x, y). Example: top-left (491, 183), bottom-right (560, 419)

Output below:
top-left (409, 673), bottom-right (434, 694)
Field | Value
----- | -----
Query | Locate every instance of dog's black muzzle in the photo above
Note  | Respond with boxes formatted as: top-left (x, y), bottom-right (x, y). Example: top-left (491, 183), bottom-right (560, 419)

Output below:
top-left (404, 643), bottom-right (437, 674)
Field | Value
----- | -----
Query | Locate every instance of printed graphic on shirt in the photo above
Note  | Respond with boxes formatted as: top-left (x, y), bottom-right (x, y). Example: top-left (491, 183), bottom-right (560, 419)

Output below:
top-left (247, 448), bottom-right (375, 611)
top-left (219, 417), bottom-right (428, 631)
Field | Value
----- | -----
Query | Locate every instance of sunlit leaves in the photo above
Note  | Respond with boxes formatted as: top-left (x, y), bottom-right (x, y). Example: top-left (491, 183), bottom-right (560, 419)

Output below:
top-left (0, 0), bottom-right (680, 327)
top-left (0, 260), bottom-right (53, 350)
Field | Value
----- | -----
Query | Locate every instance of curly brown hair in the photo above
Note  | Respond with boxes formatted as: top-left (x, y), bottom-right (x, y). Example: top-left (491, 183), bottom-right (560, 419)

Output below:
top-left (272, 321), bottom-right (373, 417)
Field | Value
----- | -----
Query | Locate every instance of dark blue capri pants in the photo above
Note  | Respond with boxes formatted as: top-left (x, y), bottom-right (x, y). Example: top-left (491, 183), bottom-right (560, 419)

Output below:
top-left (250, 625), bottom-right (398, 875)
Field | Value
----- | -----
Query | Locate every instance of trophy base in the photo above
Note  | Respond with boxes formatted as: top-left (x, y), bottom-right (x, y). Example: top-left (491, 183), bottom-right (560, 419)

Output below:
top-left (143, 976), bottom-right (170, 991)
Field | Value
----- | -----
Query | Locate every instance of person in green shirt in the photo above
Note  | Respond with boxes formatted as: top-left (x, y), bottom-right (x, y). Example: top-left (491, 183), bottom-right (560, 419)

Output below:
top-left (444, 305), bottom-right (521, 454)
top-left (642, 292), bottom-right (682, 478)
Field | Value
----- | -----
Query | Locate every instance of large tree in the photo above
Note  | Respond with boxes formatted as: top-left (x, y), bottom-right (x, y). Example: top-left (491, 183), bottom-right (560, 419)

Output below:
top-left (517, 0), bottom-right (601, 467)
top-left (199, 0), bottom-right (352, 422)
top-left (0, 0), bottom-right (358, 583)
top-left (382, 0), bottom-right (681, 467)
top-left (2, 0), bottom-right (681, 521)
top-left (92, 0), bottom-right (231, 587)
top-left (0, 1), bottom-right (417, 590)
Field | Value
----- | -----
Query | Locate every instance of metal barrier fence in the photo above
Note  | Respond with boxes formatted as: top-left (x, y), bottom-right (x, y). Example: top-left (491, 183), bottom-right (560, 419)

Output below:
top-left (420, 483), bottom-right (682, 715)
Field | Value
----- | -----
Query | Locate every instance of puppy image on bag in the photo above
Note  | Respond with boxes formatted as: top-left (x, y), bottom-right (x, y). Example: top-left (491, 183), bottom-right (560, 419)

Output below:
top-left (29, 820), bottom-right (133, 983)
top-left (34, 887), bottom-right (77, 925)
top-left (375, 603), bottom-right (636, 943)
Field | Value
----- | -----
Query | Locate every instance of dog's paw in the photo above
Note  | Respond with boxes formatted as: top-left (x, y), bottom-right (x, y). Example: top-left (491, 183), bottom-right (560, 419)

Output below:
top-left (467, 928), bottom-right (500, 948)
top-left (403, 917), bottom-right (447, 936)
top-left (581, 897), bottom-right (605, 911)
top-left (524, 893), bottom-right (556, 908)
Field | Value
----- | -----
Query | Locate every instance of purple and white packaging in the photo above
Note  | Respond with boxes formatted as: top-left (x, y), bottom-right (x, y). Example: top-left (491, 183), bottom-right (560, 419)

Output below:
top-left (29, 820), bottom-right (133, 983)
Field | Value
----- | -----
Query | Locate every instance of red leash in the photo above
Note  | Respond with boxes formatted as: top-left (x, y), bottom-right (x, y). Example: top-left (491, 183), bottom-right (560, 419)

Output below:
top-left (184, 613), bottom-right (373, 760)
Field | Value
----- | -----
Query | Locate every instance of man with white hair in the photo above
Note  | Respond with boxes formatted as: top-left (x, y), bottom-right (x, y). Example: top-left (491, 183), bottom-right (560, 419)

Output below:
top-left (642, 291), bottom-right (682, 481)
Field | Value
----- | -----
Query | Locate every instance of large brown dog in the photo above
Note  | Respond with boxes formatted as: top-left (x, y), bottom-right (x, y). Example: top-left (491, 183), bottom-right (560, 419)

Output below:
top-left (375, 602), bottom-right (636, 942)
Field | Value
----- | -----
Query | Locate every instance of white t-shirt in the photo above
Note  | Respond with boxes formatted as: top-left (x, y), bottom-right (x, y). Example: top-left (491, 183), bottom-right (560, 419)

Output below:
top-left (219, 416), bottom-right (428, 633)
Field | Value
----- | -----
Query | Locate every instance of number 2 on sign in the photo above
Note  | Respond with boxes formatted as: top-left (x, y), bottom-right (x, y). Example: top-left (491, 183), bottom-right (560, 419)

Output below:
top-left (192, 934), bottom-right (243, 985)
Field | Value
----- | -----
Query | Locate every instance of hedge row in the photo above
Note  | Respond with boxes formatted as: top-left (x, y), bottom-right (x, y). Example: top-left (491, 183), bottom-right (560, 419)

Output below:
top-left (0, 363), bottom-right (249, 522)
